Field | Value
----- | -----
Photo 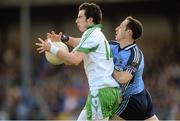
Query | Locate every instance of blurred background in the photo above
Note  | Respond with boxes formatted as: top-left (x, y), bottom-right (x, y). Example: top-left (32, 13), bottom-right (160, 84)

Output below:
top-left (0, 0), bottom-right (179, 120)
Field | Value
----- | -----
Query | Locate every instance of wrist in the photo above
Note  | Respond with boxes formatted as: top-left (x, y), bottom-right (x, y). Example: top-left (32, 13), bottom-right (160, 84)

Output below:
top-left (61, 34), bottom-right (69, 42)
top-left (48, 39), bottom-right (59, 55)
top-left (50, 44), bottom-right (59, 55)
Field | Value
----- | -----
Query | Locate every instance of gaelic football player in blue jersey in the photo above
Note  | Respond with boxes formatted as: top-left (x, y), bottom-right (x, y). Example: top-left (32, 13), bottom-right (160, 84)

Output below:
top-left (110, 16), bottom-right (159, 120)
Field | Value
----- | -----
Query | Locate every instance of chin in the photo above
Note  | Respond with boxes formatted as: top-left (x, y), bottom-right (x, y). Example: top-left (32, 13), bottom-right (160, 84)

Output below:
top-left (78, 28), bottom-right (83, 32)
top-left (81, 28), bottom-right (86, 32)
top-left (80, 29), bottom-right (84, 33)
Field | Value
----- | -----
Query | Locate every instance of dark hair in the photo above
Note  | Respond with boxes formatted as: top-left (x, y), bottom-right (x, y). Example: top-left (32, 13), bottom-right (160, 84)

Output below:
top-left (126, 16), bottom-right (143, 40)
top-left (79, 2), bottom-right (102, 24)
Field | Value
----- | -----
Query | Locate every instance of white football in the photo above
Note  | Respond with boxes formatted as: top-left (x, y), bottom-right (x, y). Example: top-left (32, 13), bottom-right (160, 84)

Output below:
top-left (45, 41), bottom-right (69, 65)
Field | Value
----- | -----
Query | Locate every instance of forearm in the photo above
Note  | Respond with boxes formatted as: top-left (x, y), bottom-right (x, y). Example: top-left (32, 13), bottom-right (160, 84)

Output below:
top-left (113, 70), bottom-right (132, 84)
top-left (48, 38), bottom-right (84, 66)
top-left (56, 50), bottom-right (79, 66)
top-left (65, 36), bottom-right (81, 47)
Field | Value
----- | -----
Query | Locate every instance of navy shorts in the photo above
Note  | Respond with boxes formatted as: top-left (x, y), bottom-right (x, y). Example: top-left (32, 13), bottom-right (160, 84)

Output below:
top-left (116, 89), bottom-right (155, 120)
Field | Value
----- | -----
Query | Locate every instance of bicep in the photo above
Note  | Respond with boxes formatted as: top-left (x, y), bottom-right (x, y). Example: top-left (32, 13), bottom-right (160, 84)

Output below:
top-left (70, 51), bottom-right (86, 65)
top-left (56, 48), bottom-right (86, 66)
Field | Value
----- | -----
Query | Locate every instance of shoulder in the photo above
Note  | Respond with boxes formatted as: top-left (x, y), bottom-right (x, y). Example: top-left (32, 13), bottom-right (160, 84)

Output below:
top-left (126, 45), bottom-right (143, 65)
top-left (109, 40), bottom-right (120, 49)
top-left (109, 40), bottom-right (119, 45)
top-left (82, 27), bottom-right (99, 39)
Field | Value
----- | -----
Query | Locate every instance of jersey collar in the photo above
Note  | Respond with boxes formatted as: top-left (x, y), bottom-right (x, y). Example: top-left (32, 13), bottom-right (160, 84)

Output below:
top-left (124, 41), bottom-right (136, 50)
top-left (87, 24), bottom-right (103, 29)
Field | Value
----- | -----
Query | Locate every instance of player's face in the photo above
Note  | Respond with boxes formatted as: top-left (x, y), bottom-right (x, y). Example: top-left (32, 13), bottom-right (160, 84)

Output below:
top-left (115, 19), bottom-right (129, 41)
top-left (75, 10), bottom-right (89, 32)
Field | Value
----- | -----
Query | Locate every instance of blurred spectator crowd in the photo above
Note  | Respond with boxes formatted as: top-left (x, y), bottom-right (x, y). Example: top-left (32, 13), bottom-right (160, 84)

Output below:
top-left (0, 44), bottom-right (180, 120)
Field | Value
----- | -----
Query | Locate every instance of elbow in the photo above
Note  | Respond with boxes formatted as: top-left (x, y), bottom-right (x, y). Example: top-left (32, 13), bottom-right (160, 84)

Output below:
top-left (64, 61), bottom-right (80, 66)
top-left (70, 60), bottom-right (81, 66)
top-left (63, 61), bottom-right (72, 65)
top-left (73, 62), bottom-right (80, 66)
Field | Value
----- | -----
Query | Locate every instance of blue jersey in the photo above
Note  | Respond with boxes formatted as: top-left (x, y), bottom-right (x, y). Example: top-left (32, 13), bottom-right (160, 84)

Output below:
top-left (110, 41), bottom-right (144, 97)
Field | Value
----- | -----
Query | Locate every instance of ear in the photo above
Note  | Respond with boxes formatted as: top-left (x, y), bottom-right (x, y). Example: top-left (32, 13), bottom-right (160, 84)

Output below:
top-left (87, 17), bottom-right (93, 24)
top-left (127, 29), bottom-right (133, 36)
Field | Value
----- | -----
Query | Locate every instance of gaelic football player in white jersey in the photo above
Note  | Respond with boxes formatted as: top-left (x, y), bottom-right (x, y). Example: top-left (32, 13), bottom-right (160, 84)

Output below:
top-left (36, 2), bottom-right (121, 121)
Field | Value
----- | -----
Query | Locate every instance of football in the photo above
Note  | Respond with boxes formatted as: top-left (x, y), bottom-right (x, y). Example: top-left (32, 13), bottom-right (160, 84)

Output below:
top-left (45, 41), bottom-right (69, 65)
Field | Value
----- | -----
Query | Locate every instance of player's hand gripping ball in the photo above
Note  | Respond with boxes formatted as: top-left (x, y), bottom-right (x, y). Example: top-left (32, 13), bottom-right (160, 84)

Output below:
top-left (45, 41), bottom-right (69, 65)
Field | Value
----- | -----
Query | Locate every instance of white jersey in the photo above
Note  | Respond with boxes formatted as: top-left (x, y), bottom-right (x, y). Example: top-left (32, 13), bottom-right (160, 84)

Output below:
top-left (73, 24), bottom-right (119, 91)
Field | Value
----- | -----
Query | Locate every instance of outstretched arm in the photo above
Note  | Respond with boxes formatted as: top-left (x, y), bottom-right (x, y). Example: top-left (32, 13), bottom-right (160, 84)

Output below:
top-left (36, 37), bottom-right (85, 66)
top-left (47, 31), bottom-right (80, 48)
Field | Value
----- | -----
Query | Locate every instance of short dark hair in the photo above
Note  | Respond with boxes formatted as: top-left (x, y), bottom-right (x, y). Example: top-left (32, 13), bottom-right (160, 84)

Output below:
top-left (126, 16), bottom-right (143, 40)
top-left (79, 2), bottom-right (102, 24)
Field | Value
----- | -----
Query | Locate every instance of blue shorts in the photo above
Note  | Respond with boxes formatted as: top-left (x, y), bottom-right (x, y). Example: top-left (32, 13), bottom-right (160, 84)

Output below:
top-left (116, 89), bottom-right (155, 120)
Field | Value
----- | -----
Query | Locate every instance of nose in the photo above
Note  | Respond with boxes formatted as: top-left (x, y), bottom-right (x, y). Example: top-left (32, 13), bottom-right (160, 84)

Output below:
top-left (116, 25), bottom-right (120, 30)
top-left (75, 18), bottom-right (78, 23)
top-left (115, 27), bottom-right (118, 32)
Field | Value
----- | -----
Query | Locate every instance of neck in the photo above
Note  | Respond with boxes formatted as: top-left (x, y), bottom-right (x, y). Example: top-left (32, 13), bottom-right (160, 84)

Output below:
top-left (118, 39), bottom-right (134, 48)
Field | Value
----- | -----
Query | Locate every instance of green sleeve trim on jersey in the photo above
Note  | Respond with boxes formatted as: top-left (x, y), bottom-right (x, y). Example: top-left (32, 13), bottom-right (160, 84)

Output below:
top-left (104, 40), bottom-right (110, 60)
top-left (110, 49), bottom-right (113, 58)
top-left (77, 44), bottom-right (99, 54)
top-left (90, 44), bottom-right (99, 52)
top-left (77, 47), bottom-right (90, 54)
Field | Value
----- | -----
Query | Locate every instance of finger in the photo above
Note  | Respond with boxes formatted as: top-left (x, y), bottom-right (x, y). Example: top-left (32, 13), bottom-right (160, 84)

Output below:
top-left (51, 31), bottom-right (55, 35)
top-left (36, 47), bottom-right (45, 53)
top-left (38, 38), bottom-right (45, 43)
top-left (35, 43), bottom-right (43, 46)
top-left (59, 32), bottom-right (62, 36)
top-left (59, 32), bottom-right (62, 40)
top-left (39, 49), bottom-right (45, 53)
top-left (37, 47), bottom-right (44, 51)
top-left (47, 32), bottom-right (51, 35)
top-left (47, 33), bottom-right (51, 38)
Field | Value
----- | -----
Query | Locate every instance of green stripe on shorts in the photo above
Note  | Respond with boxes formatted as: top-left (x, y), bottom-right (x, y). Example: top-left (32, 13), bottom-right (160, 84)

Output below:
top-left (85, 87), bottom-right (122, 120)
